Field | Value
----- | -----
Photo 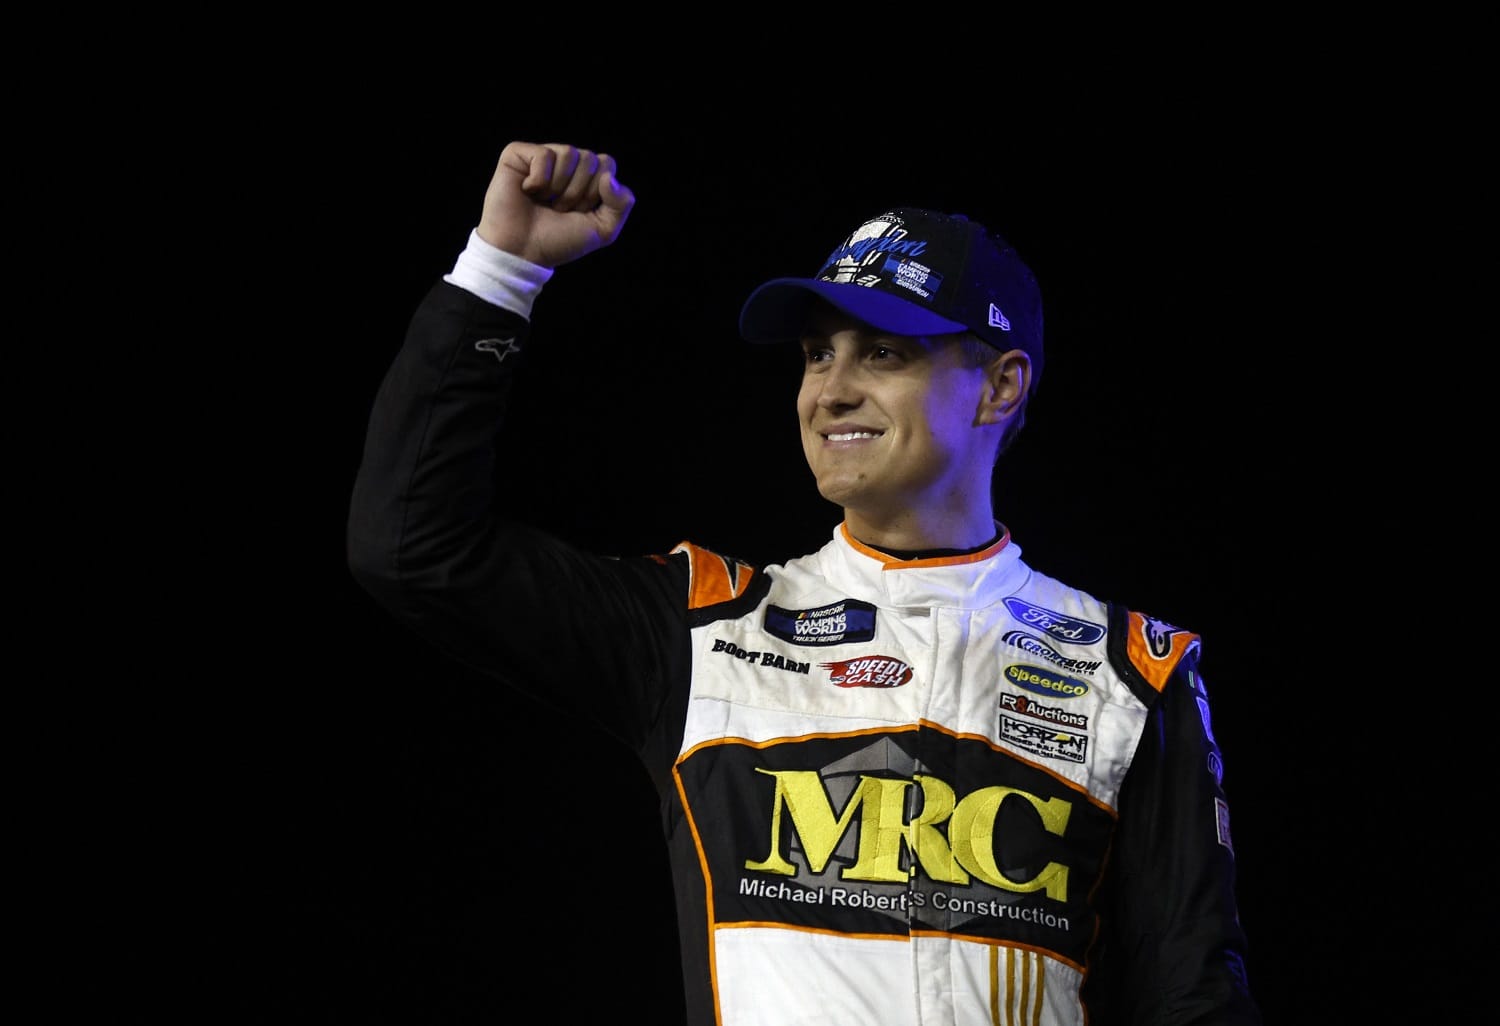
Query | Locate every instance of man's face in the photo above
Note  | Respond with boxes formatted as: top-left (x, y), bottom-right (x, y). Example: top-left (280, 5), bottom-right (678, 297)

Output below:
top-left (796, 308), bottom-right (995, 529)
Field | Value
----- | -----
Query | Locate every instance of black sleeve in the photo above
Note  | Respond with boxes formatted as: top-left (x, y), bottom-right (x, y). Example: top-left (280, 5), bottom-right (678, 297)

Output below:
top-left (346, 281), bottom-right (692, 763)
top-left (1086, 645), bottom-right (1263, 1026)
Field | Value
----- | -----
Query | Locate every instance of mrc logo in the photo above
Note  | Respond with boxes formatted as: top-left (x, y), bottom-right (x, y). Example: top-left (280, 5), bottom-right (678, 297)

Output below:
top-left (743, 766), bottom-right (1073, 900)
top-left (679, 732), bottom-right (1115, 954)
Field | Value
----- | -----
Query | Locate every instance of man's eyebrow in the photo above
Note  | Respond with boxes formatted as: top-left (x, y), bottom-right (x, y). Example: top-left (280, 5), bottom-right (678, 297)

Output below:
top-left (803, 321), bottom-right (877, 343)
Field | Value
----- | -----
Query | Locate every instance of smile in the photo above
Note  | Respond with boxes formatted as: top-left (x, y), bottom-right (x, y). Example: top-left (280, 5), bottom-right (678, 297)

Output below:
top-left (824, 431), bottom-right (882, 441)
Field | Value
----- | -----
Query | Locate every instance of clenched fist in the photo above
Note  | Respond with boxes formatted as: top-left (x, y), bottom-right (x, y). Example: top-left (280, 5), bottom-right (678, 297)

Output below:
top-left (476, 141), bottom-right (636, 268)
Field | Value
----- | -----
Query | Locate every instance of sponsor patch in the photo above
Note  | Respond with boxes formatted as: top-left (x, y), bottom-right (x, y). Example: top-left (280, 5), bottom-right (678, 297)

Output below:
top-left (999, 714), bottom-right (1088, 764)
top-left (765, 599), bottom-right (877, 646)
top-left (1003, 597), bottom-right (1106, 645)
top-left (710, 638), bottom-right (810, 675)
top-left (819, 655), bottom-right (913, 689)
top-left (881, 254), bottom-right (942, 300)
top-left (1001, 631), bottom-right (1102, 675)
top-left (1003, 663), bottom-right (1090, 700)
top-left (1215, 797), bottom-right (1234, 853)
top-left (999, 691), bottom-right (1089, 728)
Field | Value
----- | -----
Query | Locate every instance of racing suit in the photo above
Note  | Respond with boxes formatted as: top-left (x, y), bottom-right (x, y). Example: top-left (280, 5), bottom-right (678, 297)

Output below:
top-left (347, 249), bottom-right (1262, 1025)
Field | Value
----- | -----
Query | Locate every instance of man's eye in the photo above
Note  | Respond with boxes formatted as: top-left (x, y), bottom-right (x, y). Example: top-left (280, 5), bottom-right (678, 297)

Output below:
top-left (871, 345), bottom-right (900, 361)
top-left (803, 348), bottom-right (832, 363)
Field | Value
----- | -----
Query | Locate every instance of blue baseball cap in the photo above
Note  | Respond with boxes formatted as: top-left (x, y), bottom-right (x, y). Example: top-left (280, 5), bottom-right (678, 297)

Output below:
top-left (738, 207), bottom-right (1044, 389)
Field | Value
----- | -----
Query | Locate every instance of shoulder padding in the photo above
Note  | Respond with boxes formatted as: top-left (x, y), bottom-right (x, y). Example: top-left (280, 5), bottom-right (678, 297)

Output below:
top-left (671, 541), bottom-right (760, 611)
top-left (1118, 607), bottom-right (1202, 695)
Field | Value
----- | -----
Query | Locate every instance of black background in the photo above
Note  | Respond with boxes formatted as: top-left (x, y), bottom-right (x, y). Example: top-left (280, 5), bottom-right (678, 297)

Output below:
top-left (224, 81), bottom-right (1434, 1024)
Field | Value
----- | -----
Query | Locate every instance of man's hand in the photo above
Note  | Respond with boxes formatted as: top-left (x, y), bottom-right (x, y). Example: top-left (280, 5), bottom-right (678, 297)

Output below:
top-left (476, 141), bottom-right (636, 267)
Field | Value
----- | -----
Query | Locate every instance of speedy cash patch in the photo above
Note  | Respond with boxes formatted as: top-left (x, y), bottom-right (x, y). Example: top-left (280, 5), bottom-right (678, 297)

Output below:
top-left (819, 656), bottom-right (913, 689)
top-left (765, 599), bottom-right (877, 646)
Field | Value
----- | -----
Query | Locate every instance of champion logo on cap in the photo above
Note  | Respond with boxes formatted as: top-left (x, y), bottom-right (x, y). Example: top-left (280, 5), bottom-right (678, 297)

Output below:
top-left (737, 205), bottom-right (1044, 392)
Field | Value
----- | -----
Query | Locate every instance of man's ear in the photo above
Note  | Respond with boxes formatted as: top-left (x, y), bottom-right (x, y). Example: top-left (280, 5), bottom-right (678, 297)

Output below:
top-left (974, 350), bottom-right (1031, 426)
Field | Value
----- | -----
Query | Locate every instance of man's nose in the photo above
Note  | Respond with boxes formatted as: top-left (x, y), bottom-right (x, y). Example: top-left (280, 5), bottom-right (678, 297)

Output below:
top-left (815, 356), bottom-right (862, 410)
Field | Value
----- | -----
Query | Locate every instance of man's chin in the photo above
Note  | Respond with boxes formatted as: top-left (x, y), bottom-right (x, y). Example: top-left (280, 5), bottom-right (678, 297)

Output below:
top-left (815, 477), bottom-right (879, 511)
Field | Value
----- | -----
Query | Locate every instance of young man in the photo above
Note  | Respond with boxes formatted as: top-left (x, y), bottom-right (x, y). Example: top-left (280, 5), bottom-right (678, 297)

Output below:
top-left (347, 141), bottom-right (1262, 1025)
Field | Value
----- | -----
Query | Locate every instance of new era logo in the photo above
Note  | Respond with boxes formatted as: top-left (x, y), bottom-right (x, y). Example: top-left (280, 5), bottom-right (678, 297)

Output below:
top-left (988, 303), bottom-right (1012, 332)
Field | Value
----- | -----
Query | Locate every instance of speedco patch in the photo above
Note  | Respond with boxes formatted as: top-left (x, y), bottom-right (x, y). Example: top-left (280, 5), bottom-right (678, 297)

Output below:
top-left (819, 655), bottom-right (913, 689)
top-left (1003, 663), bottom-right (1090, 700)
top-left (765, 599), bottom-right (877, 646)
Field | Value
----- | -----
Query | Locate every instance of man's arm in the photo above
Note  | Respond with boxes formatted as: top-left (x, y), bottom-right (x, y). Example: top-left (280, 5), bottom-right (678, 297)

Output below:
top-left (1088, 644), bottom-right (1263, 1025)
top-left (345, 143), bottom-right (690, 753)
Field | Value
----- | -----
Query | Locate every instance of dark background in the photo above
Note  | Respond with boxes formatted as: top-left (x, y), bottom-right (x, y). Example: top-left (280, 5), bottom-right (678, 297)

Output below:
top-left (225, 84), bottom-right (1433, 1024)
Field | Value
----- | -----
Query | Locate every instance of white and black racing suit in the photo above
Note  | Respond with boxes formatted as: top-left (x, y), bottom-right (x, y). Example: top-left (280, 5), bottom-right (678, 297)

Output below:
top-left (347, 238), bottom-right (1262, 1026)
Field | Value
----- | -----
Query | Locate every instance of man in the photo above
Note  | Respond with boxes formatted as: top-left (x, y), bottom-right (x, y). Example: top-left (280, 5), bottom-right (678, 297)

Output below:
top-left (347, 140), bottom-right (1262, 1025)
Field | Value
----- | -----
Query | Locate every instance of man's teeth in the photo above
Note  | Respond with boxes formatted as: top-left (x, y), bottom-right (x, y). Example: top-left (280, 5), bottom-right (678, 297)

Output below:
top-left (826, 432), bottom-right (880, 441)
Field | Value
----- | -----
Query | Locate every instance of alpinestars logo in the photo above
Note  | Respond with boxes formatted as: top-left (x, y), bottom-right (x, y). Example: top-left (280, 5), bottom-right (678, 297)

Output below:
top-left (1140, 614), bottom-right (1187, 660)
top-left (474, 337), bottom-right (520, 363)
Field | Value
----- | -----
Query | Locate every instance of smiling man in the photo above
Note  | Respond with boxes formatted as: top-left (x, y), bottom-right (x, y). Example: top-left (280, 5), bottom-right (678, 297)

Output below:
top-left (790, 310), bottom-right (1014, 551)
top-left (348, 141), bottom-right (1263, 1025)
top-left (741, 207), bottom-right (1041, 557)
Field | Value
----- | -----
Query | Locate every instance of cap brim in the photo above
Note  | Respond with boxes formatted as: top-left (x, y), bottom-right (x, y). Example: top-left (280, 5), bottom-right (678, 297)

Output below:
top-left (738, 278), bottom-right (969, 343)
